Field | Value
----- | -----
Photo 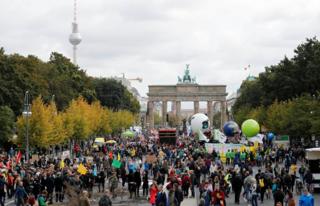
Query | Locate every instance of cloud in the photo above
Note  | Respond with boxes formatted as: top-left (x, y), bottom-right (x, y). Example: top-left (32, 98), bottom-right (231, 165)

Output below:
top-left (1, 0), bottom-right (320, 98)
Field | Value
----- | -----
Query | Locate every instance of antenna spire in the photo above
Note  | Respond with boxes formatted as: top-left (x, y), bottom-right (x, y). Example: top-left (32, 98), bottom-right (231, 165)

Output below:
top-left (69, 0), bottom-right (82, 65)
top-left (74, 0), bottom-right (77, 22)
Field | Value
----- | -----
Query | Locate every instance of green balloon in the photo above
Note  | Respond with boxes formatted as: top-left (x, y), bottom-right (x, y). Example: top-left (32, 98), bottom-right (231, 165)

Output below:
top-left (241, 119), bottom-right (260, 138)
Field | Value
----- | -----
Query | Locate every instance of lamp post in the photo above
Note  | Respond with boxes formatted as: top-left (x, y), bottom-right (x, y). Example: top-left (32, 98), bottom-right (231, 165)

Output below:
top-left (22, 91), bottom-right (32, 164)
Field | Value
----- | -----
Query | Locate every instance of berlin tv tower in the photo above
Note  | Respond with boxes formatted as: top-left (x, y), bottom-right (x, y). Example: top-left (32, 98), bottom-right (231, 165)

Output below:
top-left (69, 0), bottom-right (82, 65)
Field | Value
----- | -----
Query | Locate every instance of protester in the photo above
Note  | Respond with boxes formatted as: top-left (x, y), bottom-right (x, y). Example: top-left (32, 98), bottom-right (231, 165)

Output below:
top-left (149, 181), bottom-right (158, 206)
top-left (98, 190), bottom-right (112, 206)
top-left (0, 174), bottom-right (6, 206)
top-left (0, 130), bottom-right (312, 206)
top-left (37, 191), bottom-right (47, 206)
top-left (286, 191), bottom-right (296, 206)
top-left (273, 187), bottom-right (285, 206)
top-left (212, 186), bottom-right (225, 206)
top-left (299, 188), bottom-right (314, 206)
top-left (79, 190), bottom-right (90, 206)
top-left (15, 181), bottom-right (28, 206)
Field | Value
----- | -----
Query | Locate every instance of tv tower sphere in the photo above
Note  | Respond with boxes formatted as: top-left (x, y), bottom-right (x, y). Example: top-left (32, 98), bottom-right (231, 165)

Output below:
top-left (69, 23), bottom-right (82, 45)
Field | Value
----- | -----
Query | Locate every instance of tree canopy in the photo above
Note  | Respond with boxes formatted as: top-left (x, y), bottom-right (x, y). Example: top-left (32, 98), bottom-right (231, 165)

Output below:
top-left (17, 96), bottom-right (135, 148)
top-left (233, 37), bottom-right (320, 139)
top-left (0, 48), bottom-right (140, 147)
top-left (0, 106), bottom-right (15, 146)
top-left (0, 49), bottom-right (140, 116)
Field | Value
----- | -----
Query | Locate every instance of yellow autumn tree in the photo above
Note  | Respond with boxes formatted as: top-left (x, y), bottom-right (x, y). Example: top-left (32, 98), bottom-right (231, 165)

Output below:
top-left (47, 101), bottom-right (68, 145)
top-left (109, 110), bottom-right (135, 133)
top-left (98, 107), bottom-right (112, 135)
top-left (17, 96), bottom-right (51, 148)
top-left (64, 97), bottom-right (92, 141)
top-left (87, 101), bottom-right (109, 135)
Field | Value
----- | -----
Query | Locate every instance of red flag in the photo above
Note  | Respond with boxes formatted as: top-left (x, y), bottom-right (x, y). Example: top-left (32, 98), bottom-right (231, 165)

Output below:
top-left (6, 161), bottom-right (11, 169)
top-left (109, 151), bottom-right (113, 159)
top-left (16, 151), bottom-right (22, 163)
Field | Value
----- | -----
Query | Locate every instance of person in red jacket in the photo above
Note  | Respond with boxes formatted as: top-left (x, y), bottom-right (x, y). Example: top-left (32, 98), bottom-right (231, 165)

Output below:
top-left (212, 187), bottom-right (226, 206)
top-left (181, 173), bottom-right (191, 197)
top-left (149, 181), bottom-right (158, 206)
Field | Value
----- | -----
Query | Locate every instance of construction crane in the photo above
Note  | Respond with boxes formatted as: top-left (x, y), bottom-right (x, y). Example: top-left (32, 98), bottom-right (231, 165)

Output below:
top-left (121, 73), bottom-right (143, 83)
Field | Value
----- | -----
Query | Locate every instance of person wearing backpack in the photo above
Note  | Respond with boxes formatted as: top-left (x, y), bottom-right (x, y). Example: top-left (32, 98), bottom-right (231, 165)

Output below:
top-left (98, 190), bottom-right (112, 206)
top-left (255, 170), bottom-right (266, 204)
top-left (258, 176), bottom-right (266, 203)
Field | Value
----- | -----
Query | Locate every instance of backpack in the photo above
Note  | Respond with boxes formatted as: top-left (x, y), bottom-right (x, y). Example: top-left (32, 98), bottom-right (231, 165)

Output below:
top-left (259, 179), bottom-right (265, 188)
top-left (99, 195), bottom-right (112, 206)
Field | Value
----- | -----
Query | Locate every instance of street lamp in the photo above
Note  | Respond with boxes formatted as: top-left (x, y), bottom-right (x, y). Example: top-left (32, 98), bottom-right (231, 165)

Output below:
top-left (22, 91), bottom-right (32, 164)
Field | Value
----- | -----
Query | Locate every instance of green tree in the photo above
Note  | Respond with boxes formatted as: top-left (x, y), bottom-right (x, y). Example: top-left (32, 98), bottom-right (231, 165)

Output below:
top-left (212, 112), bottom-right (221, 129)
top-left (265, 100), bottom-right (290, 134)
top-left (285, 95), bottom-right (315, 138)
top-left (0, 106), bottom-right (15, 145)
top-left (168, 113), bottom-right (180, 127)
top-left (153, 113), bottom-right (161, 127)
top-left (233, 106), bottom-right (251, 126)
top-left (248, 106), bottom-right (267, 128)
top-left (93, 78), bottom-right (140, 114)
top-left (234, 37), bottom-right (320, 113)
top-left (47, 52), bottom-right (95, 110)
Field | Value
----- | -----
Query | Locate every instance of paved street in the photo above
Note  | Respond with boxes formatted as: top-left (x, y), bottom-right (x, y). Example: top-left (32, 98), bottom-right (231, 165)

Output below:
top-left (2, 182), bottom-right (319, 206)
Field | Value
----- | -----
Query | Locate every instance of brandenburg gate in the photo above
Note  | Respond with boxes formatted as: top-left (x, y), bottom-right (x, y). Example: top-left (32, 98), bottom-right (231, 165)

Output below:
top-left (147, 65), bottom-right (228, 128)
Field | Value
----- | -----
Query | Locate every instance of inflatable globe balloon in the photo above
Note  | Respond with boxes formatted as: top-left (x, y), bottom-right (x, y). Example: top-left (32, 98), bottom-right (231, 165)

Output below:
top-left (190, 113), bottom-right (210, 133)
top-left (267, 132), bottom-right (275, 141)
top-left (223, 121), bottom-right (239, 137)
top-left (241, 119), bottom-right (260, 138)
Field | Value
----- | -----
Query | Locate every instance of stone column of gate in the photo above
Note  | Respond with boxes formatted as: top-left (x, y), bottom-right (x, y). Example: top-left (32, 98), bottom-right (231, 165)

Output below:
top-left (162, 100), bottom-right (167, 127)
top-left (147, 101), bottom-right (154, 129)
top-left (176, 100), bottom-right (181, 123)
top-left (220, 101), bottom-right (227, 127)
top-left (194, 101), bottom-right (199, 114)
top-left (171, 100), bottom-right (176, 115)
top-left (207, 101), bottom-right (213, 123)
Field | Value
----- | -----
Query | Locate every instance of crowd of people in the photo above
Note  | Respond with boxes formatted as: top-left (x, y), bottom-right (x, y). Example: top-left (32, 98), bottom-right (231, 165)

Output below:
top-left (0, 135), bottom-right (315, 206)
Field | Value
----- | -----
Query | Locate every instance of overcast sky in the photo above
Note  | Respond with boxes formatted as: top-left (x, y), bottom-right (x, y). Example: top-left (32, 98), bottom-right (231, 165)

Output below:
top-left (1, 0), bottom-right (320, 97)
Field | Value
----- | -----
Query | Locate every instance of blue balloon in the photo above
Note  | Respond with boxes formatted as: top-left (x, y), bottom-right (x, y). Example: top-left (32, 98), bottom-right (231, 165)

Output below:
top-left (267, 132), bottom-right (275, 141)
top-left (223, 121), bottom-right (239, 137)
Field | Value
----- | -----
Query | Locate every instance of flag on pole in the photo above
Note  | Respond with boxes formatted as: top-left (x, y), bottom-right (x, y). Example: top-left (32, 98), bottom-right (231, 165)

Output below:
top-left (77, 163), bottom-right (87, 175)
top-left (60, 160), bottom-right (65, 169)
top-left (109, 151), bottom-right (113, 159)
top-left (117, 152), bottom-right (121, 161)
top-left (6, 160), bottom-right (11, 169)
top-left (112, 159), bottom-right (122, 169)
top-left (16, 151), bottom-right (22, 164)
top-left (93, 165), bottom-right (97, 176)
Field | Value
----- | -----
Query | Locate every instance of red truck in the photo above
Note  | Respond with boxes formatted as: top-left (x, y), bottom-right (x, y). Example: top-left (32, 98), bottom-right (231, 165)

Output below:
top-left (158, 128), bottom-right (177, 145)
